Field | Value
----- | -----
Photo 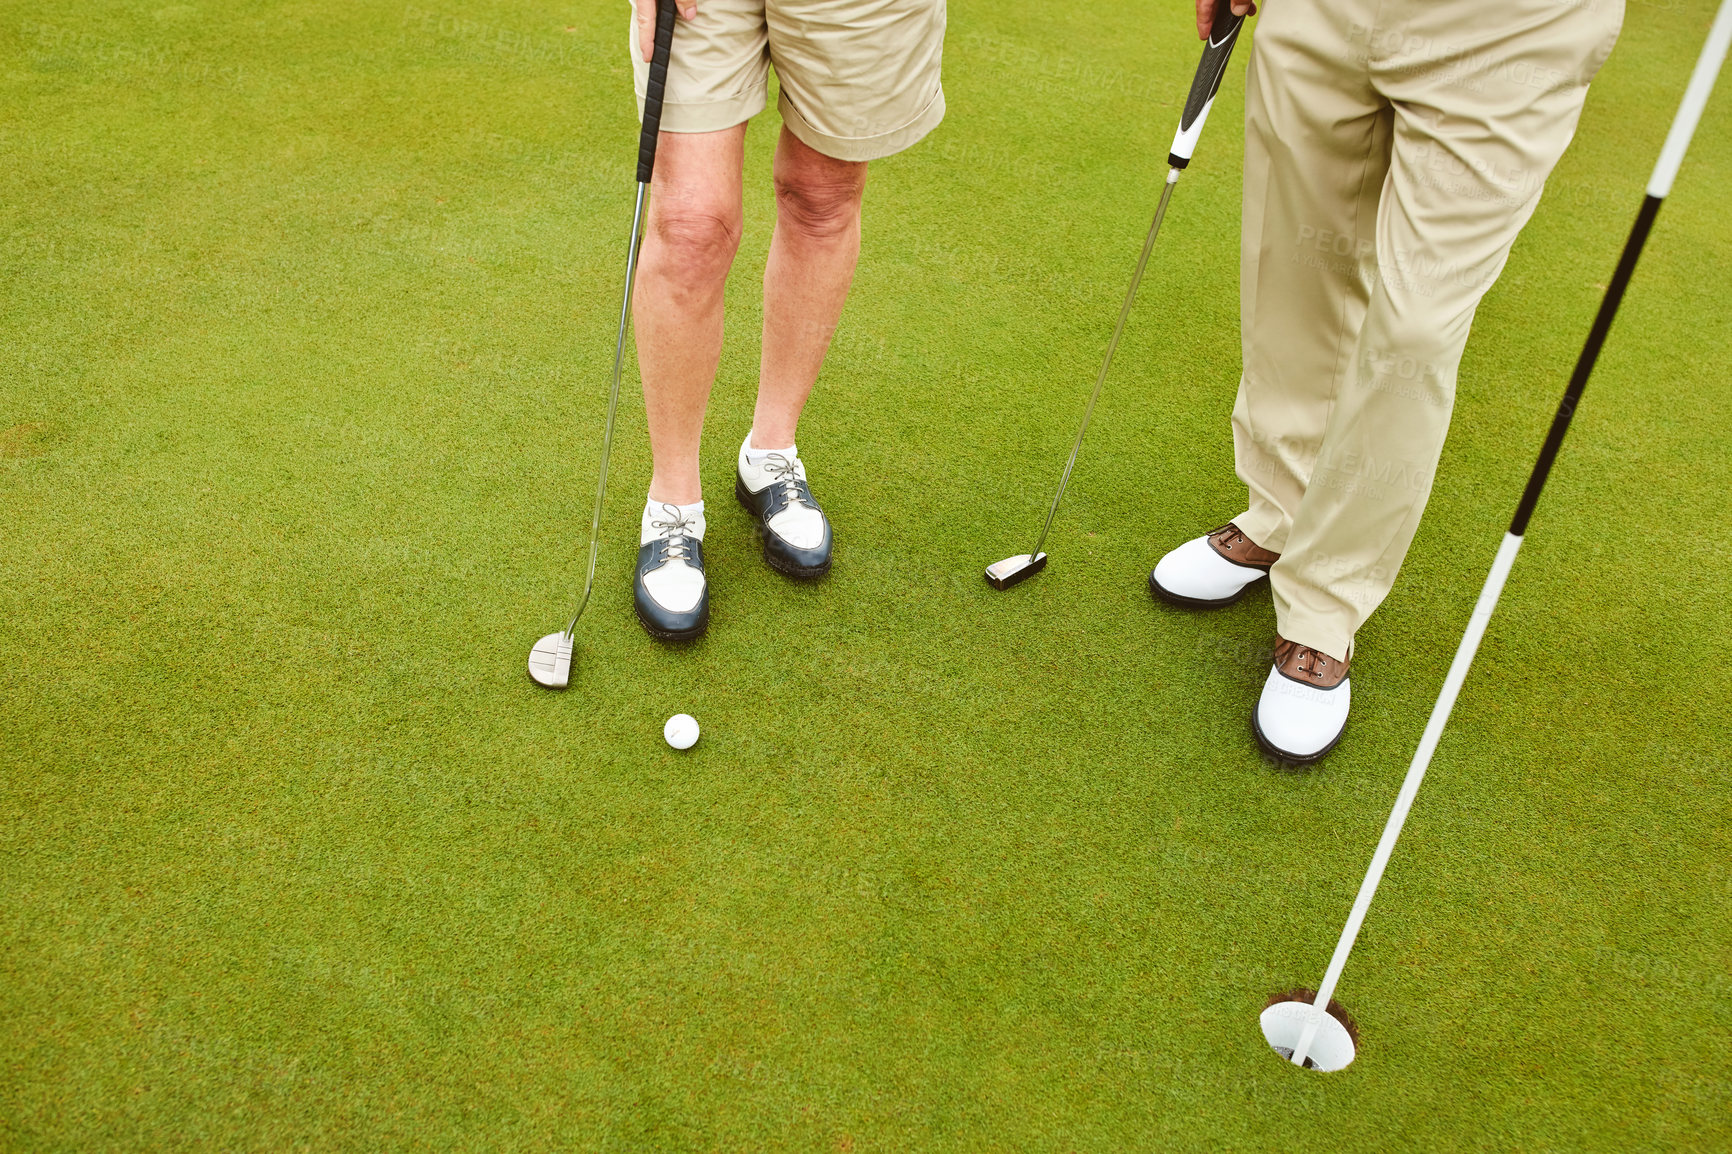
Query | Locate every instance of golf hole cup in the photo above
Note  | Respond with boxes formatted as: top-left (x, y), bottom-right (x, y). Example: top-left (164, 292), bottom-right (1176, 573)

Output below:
top-left (663, 714), bottom-right (699, 750)
top-left (1259, 992), bottom-right (1358, 1071)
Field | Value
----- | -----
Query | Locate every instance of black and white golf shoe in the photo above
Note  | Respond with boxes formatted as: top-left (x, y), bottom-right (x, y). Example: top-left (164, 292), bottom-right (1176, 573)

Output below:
top-left (633, 501), bottom-right (709, 641)
top-left (735, 440), bottom-right (832, 579)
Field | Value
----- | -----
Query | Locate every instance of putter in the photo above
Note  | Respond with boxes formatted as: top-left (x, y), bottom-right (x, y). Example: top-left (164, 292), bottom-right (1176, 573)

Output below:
top-left (1265, 0), bottom-right (1731, 1070)
top-left (529, 0), bottom-right (678, 689)
top-left (985, 5), bottom-right (1248, 590)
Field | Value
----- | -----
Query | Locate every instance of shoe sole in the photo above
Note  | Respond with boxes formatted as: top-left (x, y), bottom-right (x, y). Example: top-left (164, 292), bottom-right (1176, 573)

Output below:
top-left (764, 549), bottom-right (830, 580)
top-left (736, 479), bottom-right (831, 579)
top-left (1251, 709), bottom-right (1344, 768)
top-left (633, 604), bottom-right (708, 642)
top-left (1148, 568), bottom-right (1262, 608)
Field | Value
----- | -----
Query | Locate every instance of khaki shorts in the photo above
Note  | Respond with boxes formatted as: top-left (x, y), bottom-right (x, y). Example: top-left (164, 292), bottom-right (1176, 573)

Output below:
top-left (629, 0), bottom-right (946, 161)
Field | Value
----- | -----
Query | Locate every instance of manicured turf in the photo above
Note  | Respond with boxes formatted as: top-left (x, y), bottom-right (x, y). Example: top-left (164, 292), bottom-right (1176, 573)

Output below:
top-left (4, 1), bottom-right (1730, 1148)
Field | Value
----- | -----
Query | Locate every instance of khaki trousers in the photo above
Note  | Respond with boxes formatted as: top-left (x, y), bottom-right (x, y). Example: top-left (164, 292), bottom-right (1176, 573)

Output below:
top-left (1232, 0), bottom-right (1623, 661)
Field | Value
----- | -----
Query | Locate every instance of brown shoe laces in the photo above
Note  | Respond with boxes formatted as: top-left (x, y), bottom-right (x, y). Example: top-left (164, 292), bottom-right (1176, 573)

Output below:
top-left (1209, 522), bottom-right (1278, 568)
top-left (1211, 522), bottom-right (1252, 551)
top-left (1274, 637), bottom-right (1349, 686)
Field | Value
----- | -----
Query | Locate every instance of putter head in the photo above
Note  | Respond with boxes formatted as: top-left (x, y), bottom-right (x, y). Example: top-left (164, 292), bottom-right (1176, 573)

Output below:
top-left (527, 630), bottom-right (574, 689)
top-left (985, 552), bottom-right (1048, 591)
top-left (1258, 994), bottom-right (1358, 1072)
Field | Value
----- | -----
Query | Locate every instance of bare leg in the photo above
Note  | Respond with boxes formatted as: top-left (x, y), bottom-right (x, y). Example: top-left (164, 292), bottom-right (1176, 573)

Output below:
top-left (633, 125), bottom-right (747, 505)
top-left (751, 127), bottom-right (868, 450)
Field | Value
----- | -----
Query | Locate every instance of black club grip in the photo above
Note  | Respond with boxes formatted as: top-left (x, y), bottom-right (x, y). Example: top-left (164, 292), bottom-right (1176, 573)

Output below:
top-left (636, 0), bottom-right (678, 184)
top-left (1168, 4), bottom-right (1246, 169)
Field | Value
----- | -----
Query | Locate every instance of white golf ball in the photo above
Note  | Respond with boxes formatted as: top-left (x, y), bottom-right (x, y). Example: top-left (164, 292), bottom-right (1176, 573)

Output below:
top-left (663, 713), bottom-right (699, 750)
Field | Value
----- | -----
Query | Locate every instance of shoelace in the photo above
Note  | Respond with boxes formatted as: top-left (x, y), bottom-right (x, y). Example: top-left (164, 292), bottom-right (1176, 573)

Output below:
top-left (650, 503), bottom-right (697, 563)
top-left (1276, 638), bottom-right (1338, 682)
top-left (762, 453), bottom-right (813, 512)
top-left (1212, 523), bottom-right (1248, 548)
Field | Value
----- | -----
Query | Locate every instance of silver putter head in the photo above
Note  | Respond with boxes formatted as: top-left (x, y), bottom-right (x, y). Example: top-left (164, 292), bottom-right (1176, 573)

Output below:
top-left (528, 630), bottom-right (574, 689)
top-left (1258, 995), bottom-right (1358, 1072)
top-left (985, 552), bottom-right (1048, 591)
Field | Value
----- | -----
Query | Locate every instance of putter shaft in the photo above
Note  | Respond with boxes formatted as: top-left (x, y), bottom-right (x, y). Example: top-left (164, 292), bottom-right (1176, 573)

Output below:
top-left (566, 181), bottom-right (649, 636)
top-left (1029, 168), bottom-right (1180, 560)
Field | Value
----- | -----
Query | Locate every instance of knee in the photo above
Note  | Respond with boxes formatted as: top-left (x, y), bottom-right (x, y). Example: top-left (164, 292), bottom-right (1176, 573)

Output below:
top-left (774, 166), bottom-right (864, 242)
top-left (649, 196), bottom-right (743, 284)
top-left (1357, 310), bottom-right (1462, 406)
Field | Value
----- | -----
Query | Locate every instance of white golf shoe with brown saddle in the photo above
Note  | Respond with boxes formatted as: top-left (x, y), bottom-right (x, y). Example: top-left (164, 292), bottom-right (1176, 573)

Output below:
top-left (1150, 522), bottom-right (1280, 607)
top-left (1254, 637), bottom-right (1351, 765)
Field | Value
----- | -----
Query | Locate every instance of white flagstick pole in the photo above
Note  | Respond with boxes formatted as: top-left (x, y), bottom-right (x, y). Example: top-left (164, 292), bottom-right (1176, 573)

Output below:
top-left (1288, 0), bottom-right (1732, 1069)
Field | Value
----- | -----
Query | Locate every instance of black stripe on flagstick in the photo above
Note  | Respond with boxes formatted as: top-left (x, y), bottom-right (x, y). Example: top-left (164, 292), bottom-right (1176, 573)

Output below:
top-left (1508, 193), bottom-right (1664, 537)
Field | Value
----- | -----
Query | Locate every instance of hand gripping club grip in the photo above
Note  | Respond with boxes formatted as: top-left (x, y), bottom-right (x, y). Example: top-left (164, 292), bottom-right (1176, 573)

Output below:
top-left (1168, 5), bottom-right (1246, 169)
top-left (636, 0), bottom-right (678, 184)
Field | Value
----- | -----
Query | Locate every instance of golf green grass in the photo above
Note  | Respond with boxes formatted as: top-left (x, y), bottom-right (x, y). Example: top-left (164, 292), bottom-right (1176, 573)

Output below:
top-left (4, 0), bottom-right (1730, 1148)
